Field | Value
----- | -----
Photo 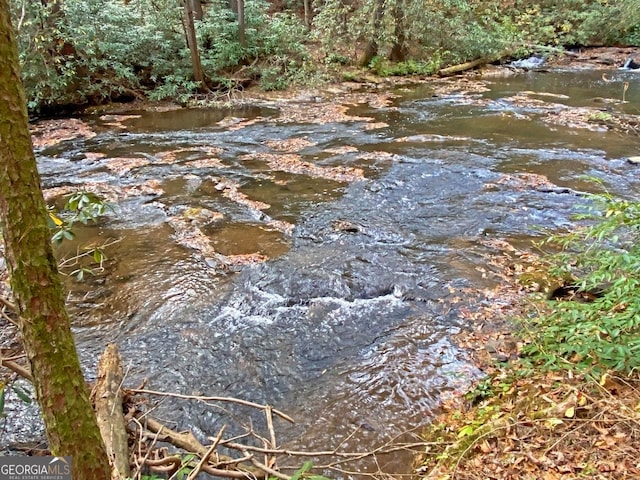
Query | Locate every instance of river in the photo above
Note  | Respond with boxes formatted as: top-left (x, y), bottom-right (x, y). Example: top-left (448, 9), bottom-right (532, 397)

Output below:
top-left (3, 66), bottom-right (640, 477)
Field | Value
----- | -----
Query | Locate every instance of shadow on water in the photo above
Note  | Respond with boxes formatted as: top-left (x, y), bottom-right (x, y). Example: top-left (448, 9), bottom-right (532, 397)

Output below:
top-left (5, 69), bottom-right (640, 475)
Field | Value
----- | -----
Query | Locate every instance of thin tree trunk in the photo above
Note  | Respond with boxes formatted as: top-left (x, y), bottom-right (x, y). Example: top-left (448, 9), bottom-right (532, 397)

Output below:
top-left (237, 0), bottom-right (246, 48)
top-left (191, 0), bottom-right (203, 20)
top-left (303, 0), bottom-right (312, 30)
top-left (0, 2), bottom-right (111, 479)
top-left (181, 0), bottom-right (207, 88)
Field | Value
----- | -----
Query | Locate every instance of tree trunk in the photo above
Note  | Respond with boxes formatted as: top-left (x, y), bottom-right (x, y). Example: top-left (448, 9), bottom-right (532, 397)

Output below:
top-left (389, 0), bottom-right (407, 62)
top-left (359, 0), bottom-right (384, 67)
top-left (191, 0), bottom-right (203, 20)
top-left (181, 0), bottom-right (207, 87)
top-left (237, 0), bottom-right (246, 48)
top-left (303, 0), bottom-right (312, 30)
top-left (0, 2), bottom-right (111, 479)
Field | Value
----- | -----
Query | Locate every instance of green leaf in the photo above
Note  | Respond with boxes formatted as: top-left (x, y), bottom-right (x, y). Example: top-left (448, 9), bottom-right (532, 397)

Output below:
top-left (93, 249), bottom-right (105, 264)
top-left (290, 461), bottom-right (314, 480)
top-left (11, 385), bottom-right (32, 404)
top-left (0, 385), bottom-right (5, 415)
top-left (457, 425), bottom-right (475, 438)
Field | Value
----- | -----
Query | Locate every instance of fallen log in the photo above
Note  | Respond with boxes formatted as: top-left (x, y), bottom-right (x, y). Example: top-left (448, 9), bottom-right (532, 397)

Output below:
top-left (437, 48), bottom-right (522, 77)
top-left (438, 57), bottom-right (491, 77)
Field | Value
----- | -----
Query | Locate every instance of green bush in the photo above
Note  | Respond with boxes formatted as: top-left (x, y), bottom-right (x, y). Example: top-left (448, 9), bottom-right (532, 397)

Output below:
top-left (509, 0), bottom-right (640, 47)
top-left (197, 1), bottom-right (308, 82)
top-left (523, 189), bottom-right (640, 375)
top-left (12, 0), bottom-right (188, 111)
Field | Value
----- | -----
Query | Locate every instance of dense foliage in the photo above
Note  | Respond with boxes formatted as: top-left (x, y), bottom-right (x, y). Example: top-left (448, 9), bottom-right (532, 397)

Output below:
top-left (9, 0), bottom-right (640, 111)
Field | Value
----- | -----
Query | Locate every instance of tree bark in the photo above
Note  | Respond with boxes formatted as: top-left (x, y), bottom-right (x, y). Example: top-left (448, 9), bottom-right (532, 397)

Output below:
top-left (237, 0), bottom-right (246, 48)
top-left (303, 0), bottom-right (312, 29)
top-left (0, 2), bottom-right (111, 479)
top-left (181, 0), bottom-right (208, 88)
top-left (191, 0), bottom-right (203, 20)
top-left (389, 0), bottom-right (407, 62)
top-left (359, 0), bottom-right (384, 67)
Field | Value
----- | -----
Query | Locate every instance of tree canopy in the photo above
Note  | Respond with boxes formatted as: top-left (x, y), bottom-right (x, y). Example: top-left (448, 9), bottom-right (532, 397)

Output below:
top-left (9, 0), bottom-right (640, 111)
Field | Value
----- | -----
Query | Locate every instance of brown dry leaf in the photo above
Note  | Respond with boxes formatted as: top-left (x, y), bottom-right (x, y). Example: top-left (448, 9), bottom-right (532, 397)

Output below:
top-left (156, 146), bottom-right (224, 164)
top-left (215, 179), bottom-right (271, 211)
top-left (266, 219), bottom-right (295, 236)
top-left (98, 114), bottom-right (141, 128)
top-left (275, 101), bottom-right (374, 124)
top-left (84, 152), bottom-right (108, 161)
top-left (264, 137), bottom-right (316, 152)
top-left (542, 471), bottom-right (561, 480)
top-left (184, 158), bottom-right (227, 169)
top-left (241, 152), bottom-right (365, 182)
top-left (225, 253), bottom-right (269, 265)
top-left (544, 107), bottom-right (609, 131)
top-left (30, 118), bottom-right (97, 148)
top-left (324, 146), bottom-right (359, 155)
top-left (103, 156), bottom-right (150, 176)
top-left (478, 440), bottom-right (494, 454)
top-left (227, 117), bottom-right (265, 131)
top-left (597, 460), bottom-right (617, 472)
top-left (43, 179), bottom-right (163, 203)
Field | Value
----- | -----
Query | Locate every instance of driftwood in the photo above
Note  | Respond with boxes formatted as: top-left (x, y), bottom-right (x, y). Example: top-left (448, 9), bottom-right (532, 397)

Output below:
top-left (134, 414), bottom-right (264, 478)
top-left (94, 344), bottom-right (131, 480)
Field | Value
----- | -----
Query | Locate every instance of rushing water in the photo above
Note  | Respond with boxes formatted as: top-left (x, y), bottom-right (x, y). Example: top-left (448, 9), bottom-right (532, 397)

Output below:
top-left (3, 68), bottom-right (640, 475)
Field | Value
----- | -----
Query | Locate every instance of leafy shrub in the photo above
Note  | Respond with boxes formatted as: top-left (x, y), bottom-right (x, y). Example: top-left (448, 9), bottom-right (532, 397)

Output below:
top-left (197, 1), bottom-right (308, 79)
top-left (509, 0), bottom-right (640, 47)
top-left (369, 57), bottom-right (438, 76)
top-left (49, 192), bottom-right (113, 280)
top-left (12, 0), bottom-right (188, 111)
top-left (523, 189), bottom-right (640, 375)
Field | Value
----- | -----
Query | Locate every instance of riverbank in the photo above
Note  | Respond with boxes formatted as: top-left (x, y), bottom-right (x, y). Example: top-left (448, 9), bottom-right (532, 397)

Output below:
top-left (419, 366), bottom-right (640, 478)
top-left (83, 45), bottom-right (640, 140)
top-left (417, 193), bottom-right (640, 478)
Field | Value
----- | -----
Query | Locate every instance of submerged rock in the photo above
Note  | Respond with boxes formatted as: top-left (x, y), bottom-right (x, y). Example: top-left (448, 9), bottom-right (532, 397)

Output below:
top-left (510, 56), bottom-right (545, 69)
top-left (621, 57), bottom-right (640, 70)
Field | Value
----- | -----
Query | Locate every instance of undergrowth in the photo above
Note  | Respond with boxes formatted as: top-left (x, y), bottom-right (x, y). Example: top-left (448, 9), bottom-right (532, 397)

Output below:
top-left (524, 186), bottom-right (640, 376)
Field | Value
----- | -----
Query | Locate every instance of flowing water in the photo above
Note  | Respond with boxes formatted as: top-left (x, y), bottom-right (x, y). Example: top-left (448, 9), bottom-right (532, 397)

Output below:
top-left (4, 68), bottom-right (640, 475)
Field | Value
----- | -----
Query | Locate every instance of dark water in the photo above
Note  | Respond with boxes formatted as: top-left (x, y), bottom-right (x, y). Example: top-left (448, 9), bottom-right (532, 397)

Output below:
top-left (3, 69), bottom-right (640, 476)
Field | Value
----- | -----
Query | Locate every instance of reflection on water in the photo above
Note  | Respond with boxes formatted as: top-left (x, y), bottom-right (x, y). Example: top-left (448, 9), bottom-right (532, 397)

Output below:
top-left (6, 69), bottom-right (640, 474)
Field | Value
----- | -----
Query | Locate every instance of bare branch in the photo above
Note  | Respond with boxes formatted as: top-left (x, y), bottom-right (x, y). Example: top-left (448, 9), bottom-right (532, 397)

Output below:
top-left (130, 388), bottom-right (294, 423)
top-left (1, 359), bottom-right (32, 382)
top-left (187, 426), bottom-right (226, 480)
